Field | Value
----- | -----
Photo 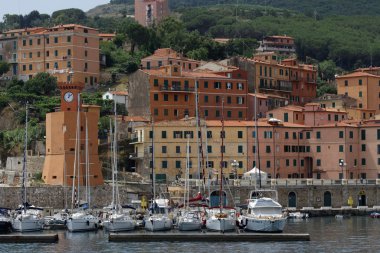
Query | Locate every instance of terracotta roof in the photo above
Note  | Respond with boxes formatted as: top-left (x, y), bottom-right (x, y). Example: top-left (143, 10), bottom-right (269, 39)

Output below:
top-left (270, 105), bottom-right (304, 112)
top-left (99, 33), bottom-right (116, 37)
top-left (4, 27), bottom-right (45, 34)
top-left (336, 71), bottom-right (378, 78)
top-left (49, 24), bottom-right (98, 31)
top-left (265, 35), bottom-right (294, 40)
top-left (143, 68), bottom-right (243, 80)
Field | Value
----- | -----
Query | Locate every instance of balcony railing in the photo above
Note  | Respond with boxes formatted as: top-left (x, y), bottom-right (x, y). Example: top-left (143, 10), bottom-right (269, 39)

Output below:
top-left (159, 86), bottom-right (195, 92)
top-left (259, 84), bottom-right (292, 92)
top-left (129, 152), bottom-right (144, 159)
top-left (130, 137), bottom-right (143, 144)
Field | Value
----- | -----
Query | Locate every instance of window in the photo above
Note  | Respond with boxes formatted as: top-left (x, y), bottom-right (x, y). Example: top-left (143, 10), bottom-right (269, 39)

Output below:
top-left (161, 131), bottom-right (167, 138)
top-left (252, 146), bottom-right (256, 153)
top-left (67, 61), bottom-right (71, 68)
top-left (215, 96), bottom-right (220, 103)
top-left (317, 146), bottom-right (321, 152)
top-left (176, 161), bottom-right (181, 168)
top-left (306, 132), bottom-right (311, 139)
top-left (252, 131), bottom-right (256, 138)
top-left (238, 145), bottom-right (243, 153)
top-left (22, 65), bottom-right (26, 71)
top-left (238, 83), bottom-right (244, 90)
top-left (204, 95), bottom-right (208, 103)
top-left (153, 94), bottom-right (158, 101)
top-left (207, 146), bottom-right (212, 153)
top-left (266, 161), bottom-right (271, 168)
top-left (316, 131), bottom-right (321, 139)
top-left (359, 91), bottom-right (362, 97)
top-left (361, 158), bottom-right (366, 166)
top-left (361, 129), bottom-right (366, 140)
top-left (286, 159), bottom-right (289, 166)
top-left (153, 79), bottom-right (158, 86)
top-left (227, 96), bottom-right (231, 104)
top-left (359, 79), bottom-right (362, 85)
top-left (160, 161), bottom-right (168, 169)
top-left (46, 63), bottom-right (49, 69)
top-left (162, 146), bottom-right (167, 153)
top-left (237, 97), bottom-right (244, 104)
top-left (350, 131), bottom-right (354, 139)
top-left (54, 50), bottom-right (58, 57)
top-left (377, 144), bottom-right (380, 154)
top-left (214, 82), bottom-right (221, 89)
top-left (284, 113), bottom-right (288, 122)
top-left (164, 94), bottom-right (168, 101)
top-left (29, 52), bottom-right (32, 58)
top-left (46, 51), bottom-right (49, 57)
top-left (266, 146), bottom-right (271, 153)
top-left (339, 131), bottom-right (344, 138)
top-left (154, 108), bottom-right (158, 116)
top-left (316, 159), bottom-right (321, 166)
top-left (85, 50), bottom-right (88, 57)
top-left (264, 131), bottom-right (272, 139)
top-left (349, 145), bottom-right (352, 152)
top-left (293, 132), bottom-right (297, 139)
top-left (221, 146), bottom-right (225, 153)
top-left (238, 131), bottom-right (243, 138)
top-left (22, 40), bottom-right (26, 46)
top-left (362, 144), bottom-right (366, 152)
top-left (173, 131), bottom-right (183, 138)
top-left (339, 145), bottom-right (344, 152)
top-left (84, 38), bottom-right (88, 44)
top-left (54, 37), bottom-right (58, 43)
top-left (46, 38), bottom-right (49, 44)
top-left (176, 146), bottom-right (181, 154)
top-left (216, 110), bottom-right (220, 117)
top-left (227, 111), bottom-right (232, 118)
top-left (344, 80), bottom-right (348, 86)
top-left (334, 115), bottom-right (339, 121)
top-left (238, 111), bottom-right (243, 118)
top-left (377, 129), bottom-right (380, 140)
top-left (285, 132), bottom-right (289, 139)
top-left (204, 110), bottom-right (208, 117)
top-left (204, 81), bottom-right (208, 88)
top-left (29, 64), bottom-right (32, 70)
top-left (226, 83), bottom-right (232, 89)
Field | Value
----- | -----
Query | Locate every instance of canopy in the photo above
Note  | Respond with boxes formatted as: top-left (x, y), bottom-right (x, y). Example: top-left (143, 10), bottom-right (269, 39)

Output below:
top-left (243, 167), bottom-right (267, 180)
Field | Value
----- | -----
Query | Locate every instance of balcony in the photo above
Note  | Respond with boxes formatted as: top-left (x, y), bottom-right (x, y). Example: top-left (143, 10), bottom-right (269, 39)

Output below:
top-left (159, 85), bottom-right (195, 93)
top-left (259, 84), bottom-right (292, 92)
top-left (130, 137), bottom-right (143, 144)
top-left (129, 152), bottom-right (144, 160)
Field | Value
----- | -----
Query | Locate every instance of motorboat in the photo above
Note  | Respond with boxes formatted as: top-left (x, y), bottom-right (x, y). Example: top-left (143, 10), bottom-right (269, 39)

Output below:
top-left (288, 211), bottom-right (309, 219)
top-left (241, 197), bottom-right (287, 232)
top-left (144, 198), bottom-right (173, 232)
top-left (44, 210), bottom-right (69, 229)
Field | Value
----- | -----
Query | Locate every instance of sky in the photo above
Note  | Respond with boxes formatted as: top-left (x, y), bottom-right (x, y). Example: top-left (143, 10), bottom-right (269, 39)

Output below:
top-left (0, 0), bottom-right (110, 21)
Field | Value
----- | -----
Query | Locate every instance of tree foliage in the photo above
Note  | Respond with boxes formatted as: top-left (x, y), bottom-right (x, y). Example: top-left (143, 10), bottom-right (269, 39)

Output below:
top-left (24, 72), bottom-right (58, 96)
top-left (0, 61), bottom-right (10, 75)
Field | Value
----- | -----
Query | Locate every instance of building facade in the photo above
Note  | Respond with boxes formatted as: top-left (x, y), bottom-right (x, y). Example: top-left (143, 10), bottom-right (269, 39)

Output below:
top-left (256, 35), bottom-right (296, 55)
top-left (134, 0), bottom-right (169, 27)
top-left (128, 64), bottom-right (248, 121)
top-left (0, 25), bottom-right (100, 87)
top-left (130, 118), bottom-right (380, 183)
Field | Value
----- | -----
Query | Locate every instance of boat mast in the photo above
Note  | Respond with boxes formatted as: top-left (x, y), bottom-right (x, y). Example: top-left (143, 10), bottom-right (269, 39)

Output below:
top-left (254, 88), bottom-right (261, 188)
top-left (219, 98), bottom-right (225, 212)
top-left (113, 99), bottom-right (119, 210)
top-left (71, 93), bottom-right (81, 211)
top-left (151, 116), bottom-right (155, 213)
top-left (186, 135), bottom-right (190, 209)
top-left (195, 79), bottom-right (201, 192)
top-left (22, 103), bottom-right (28, 213)
top-left (85, 115), bottom-right (90, 207)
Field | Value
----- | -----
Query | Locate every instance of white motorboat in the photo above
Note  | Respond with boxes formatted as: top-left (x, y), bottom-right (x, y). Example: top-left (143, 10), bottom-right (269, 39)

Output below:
top-left (67, 211), bottom-right (99, 232)
top-left (44, 211), bottom-right (69, 229)
top-left (206, 207), bottom-right (236, 232)
top-left (144, 199), bottom-right (173, 232)
top-left (0, 208), bottom-right (12, 233)
top-left (242, 197), bottom-right (287, 232)
top-left (288, 211), bottom-right (309, 219)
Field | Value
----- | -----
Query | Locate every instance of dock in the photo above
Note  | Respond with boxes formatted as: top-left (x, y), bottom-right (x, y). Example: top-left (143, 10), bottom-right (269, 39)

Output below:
top-left (0, 234), bottom-right (59, 243)
top-left (109, 233), bottom-right (310, 242)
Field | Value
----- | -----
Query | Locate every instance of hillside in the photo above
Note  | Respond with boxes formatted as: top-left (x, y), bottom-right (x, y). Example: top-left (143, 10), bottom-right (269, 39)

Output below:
top-left (168, 0), bottom-right (380, 17)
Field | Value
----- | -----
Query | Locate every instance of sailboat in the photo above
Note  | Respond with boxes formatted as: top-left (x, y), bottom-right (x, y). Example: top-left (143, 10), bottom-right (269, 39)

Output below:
top-left (0, 208), bottom-right (12, 233)
top-left (177, 136), bottom-right (203, 231)
top-left (103, 100), bottom-right (136, 232)
top-left (11, 103), bottom-right (44, 232)
top-left (144, 117), bottom-right (173, 232)
top-left (67, 94), bottom-right (99, 232)
top-left (206, 98), bottom-right (236, 232)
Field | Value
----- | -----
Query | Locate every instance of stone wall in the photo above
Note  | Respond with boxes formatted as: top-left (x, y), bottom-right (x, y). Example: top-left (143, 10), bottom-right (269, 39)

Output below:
top-left (0, 184), bottom-right (151, 209)
top-left (1, 184), bottom-right (379, 209)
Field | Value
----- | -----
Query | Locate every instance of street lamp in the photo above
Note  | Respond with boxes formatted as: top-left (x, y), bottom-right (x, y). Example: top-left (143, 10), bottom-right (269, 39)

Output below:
top-left (231, 160), bottom-right (239, 180)
top-left (339, 159), bottom-right (346, 180)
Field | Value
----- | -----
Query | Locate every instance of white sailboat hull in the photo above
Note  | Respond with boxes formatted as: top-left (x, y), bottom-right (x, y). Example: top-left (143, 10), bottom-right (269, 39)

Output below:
top-left (67, 213), bottom-right (99, 232)
top-left (206, 217), bottom-right (235, 232)
top-left (178, 220), bottom-right (202, 231)
top-left (103, 219), bottom-right (136, 232)
top-left (244, 217), bottom-right (287, 232)
top-left (144, 216), bottom-right (173, 232)
top-left (12, 216), bottom-right (44, 232)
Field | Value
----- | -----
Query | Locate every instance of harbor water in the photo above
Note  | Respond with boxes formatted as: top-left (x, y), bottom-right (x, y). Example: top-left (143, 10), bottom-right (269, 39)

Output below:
top-left (1, 216), bottom-right (379, 253)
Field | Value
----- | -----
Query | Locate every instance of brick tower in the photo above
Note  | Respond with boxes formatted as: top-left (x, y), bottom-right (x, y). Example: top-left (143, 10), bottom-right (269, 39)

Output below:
top-left (42, 82), bottom-right (104, 186)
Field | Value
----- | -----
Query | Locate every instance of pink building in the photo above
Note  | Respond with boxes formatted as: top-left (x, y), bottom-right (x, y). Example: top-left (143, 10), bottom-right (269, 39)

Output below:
top-left (134, 0), bottom-right (169, 27)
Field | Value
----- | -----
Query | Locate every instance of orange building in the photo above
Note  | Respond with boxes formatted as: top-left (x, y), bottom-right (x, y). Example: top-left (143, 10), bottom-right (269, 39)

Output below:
top-left (256, 35), bottom-right (296, 55)
top-left (336, 71), bottom-right (380, 115)
top-left (231, 53), bottom-right (317, 105)
top-left (0, 24), bottom-right (100, 87)
top-left (128, 64), bottom-right (248, 121)
top-left (134, 0), bottom-right (170, 27)
top-left (42, 82), bottom-right (103, 186)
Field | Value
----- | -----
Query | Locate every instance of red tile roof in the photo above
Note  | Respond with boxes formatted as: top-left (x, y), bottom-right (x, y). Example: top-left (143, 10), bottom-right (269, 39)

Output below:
top-left (336, 71), bottom-right (378, 78)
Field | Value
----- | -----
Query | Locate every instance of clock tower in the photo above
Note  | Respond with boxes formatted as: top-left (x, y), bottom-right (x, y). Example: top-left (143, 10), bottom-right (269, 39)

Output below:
top-left (42, 82), bottom-right (104, 187)
top-left (58, 82), bottom-right (84, 112)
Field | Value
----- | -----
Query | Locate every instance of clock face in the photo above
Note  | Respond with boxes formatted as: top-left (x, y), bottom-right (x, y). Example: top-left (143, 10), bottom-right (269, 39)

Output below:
top-left (64, 92), bottom-right (74, 102)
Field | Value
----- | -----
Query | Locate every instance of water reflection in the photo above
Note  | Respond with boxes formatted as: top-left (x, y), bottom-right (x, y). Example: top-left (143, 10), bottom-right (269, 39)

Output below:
top-left (1, 217), bottom-right (380, 253)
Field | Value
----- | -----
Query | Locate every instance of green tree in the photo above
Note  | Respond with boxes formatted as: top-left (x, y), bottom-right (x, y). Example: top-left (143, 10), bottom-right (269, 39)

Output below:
top-left (24, 72), bottom-right (57, 96)
top-left (0, 61), bottom-right (10, 75)
top-left (318, 60), bottom-right (337, 81)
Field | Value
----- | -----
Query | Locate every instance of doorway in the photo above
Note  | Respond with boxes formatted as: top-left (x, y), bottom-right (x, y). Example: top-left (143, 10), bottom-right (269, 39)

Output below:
top-left (323, 191), bottom-right (332, 207)
top-left (288, 192), bottom-right (297, 208)
top-left (358, 190), bottom-right (366, 206)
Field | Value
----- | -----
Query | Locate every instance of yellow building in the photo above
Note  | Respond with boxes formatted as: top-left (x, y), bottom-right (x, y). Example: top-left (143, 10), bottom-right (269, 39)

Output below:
top-left (336, 71), bottom-right (380, 115)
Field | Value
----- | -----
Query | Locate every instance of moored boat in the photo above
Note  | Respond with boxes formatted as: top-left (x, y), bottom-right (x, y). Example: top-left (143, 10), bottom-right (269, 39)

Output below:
top-left (144, 198), bottom-right (173, 232)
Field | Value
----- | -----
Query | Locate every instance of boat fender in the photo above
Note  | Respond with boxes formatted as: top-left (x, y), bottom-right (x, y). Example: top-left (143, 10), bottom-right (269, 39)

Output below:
top-left (87, 220), bottom-right (90, 226)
